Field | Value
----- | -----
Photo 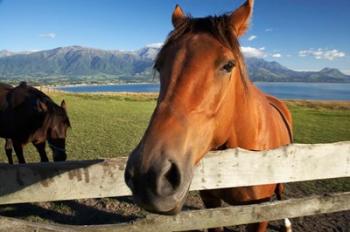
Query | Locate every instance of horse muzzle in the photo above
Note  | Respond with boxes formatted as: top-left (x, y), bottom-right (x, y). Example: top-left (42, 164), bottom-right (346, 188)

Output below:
top-left (125, 149), bottom-right (193, 214)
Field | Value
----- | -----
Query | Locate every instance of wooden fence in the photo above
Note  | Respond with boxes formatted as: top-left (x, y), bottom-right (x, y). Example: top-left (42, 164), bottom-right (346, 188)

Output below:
top-left (0, 142), bottom-right (349, 231)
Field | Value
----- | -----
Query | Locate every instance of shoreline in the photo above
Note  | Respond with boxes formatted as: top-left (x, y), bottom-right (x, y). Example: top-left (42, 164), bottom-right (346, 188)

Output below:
top-left (47, 91), bottom-right (350, 104)
top-left (46, 82), bottom-right (350, 101)
top-left (48, 81), bottom-right (350, 88)
top-left (52, 82), bottom-right (158, 88)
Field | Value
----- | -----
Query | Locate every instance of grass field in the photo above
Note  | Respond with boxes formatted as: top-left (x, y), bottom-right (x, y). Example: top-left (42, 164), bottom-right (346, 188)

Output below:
top-left (0, 93), bottom-right (349, 163)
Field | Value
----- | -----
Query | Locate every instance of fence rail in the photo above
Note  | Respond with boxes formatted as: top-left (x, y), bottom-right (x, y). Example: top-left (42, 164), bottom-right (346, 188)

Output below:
top-left (0, 191), bottom-right (349, 232)
top-left (0, 142), bottom-right (349, 205)
top-left (0, 142), bottom-right (349, 231)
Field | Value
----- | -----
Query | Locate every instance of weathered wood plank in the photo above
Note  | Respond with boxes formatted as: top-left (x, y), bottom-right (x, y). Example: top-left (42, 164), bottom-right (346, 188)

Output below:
top-left (190, 141), bottom-right (350, 191)
top-left (0, 158), bottom-right (130, 204)
top-left (0, 192), bottom-right (350, 232)
top-left (0, 142), bottom-right (349, 205)
top-left (0, 216), bottom-right (75, 232)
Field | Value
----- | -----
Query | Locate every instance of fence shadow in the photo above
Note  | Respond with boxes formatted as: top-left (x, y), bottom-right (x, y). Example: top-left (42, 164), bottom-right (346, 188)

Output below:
top-left (0, 198), bottom-right (139, 225)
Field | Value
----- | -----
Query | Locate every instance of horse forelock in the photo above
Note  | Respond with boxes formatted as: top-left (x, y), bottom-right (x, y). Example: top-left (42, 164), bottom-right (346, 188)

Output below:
top-left (154, 15), bottom-right (249, 89)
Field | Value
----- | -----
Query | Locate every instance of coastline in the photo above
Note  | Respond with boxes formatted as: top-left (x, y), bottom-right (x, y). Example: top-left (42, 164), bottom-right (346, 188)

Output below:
top-left (47, 82), bottom-right (350, 101)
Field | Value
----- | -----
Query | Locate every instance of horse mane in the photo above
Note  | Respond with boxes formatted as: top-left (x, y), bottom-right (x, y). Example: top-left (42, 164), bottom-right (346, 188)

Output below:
top-left (154, 15), bottom-right (249, 88)
top-left (31, 88), bottom-right (60, 112)
top-left (31, 88), bottom-right (71, 127)
top-left (17, 85), bottom-right (71, 127)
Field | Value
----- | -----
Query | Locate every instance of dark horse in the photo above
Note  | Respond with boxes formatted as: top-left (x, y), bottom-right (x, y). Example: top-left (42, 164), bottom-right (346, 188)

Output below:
top-left (0, 82), bottom-right (70, 164)
top-left (125, 1), bottom-right (293, 231)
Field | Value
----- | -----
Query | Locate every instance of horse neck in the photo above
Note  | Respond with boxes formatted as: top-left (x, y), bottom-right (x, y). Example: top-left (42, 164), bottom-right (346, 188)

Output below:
top-left (226, 81), bottom-right (272, 150)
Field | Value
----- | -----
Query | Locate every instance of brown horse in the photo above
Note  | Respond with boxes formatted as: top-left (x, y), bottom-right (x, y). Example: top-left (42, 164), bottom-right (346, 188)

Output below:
top-left (0, 82), bottom-right (70, 164)
top-left (125, 1), bottom-right (293, 231)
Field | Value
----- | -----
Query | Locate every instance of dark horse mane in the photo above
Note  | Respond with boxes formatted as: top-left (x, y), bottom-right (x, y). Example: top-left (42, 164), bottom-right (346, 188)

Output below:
top-left (9, 83), bottom-right (69, 124)
top-left (154, 15), bottom-right (249, 88)
top-left (28, 86), bottom-right (69, 123)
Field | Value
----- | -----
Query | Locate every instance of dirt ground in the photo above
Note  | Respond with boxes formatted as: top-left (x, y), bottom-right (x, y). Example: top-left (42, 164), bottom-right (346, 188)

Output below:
top-left (0, 179), bottom-right (349, 231)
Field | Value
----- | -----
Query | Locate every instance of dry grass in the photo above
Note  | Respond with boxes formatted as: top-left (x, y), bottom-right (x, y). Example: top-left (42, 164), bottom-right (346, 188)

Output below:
top-left (286, 100), bottom-right (350, 110)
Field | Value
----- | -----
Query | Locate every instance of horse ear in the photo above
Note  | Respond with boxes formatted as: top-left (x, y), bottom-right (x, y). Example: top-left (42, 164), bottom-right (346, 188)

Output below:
top-left (37, 100), bottom-right (48, 112)
top-left (61, 100), bottom-right (67, 110)
top-left (229, 0), bottom-right (254, 37)
top-left (172, 4), bottom-right (186, 28)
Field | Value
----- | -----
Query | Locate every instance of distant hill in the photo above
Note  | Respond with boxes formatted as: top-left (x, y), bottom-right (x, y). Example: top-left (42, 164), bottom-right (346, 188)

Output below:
top-left (0, 46), bottom-right (349, 84)
top-left (246, 57), bottom-right (350, 82)
top-left (0, 46), bottom-right (155, 84)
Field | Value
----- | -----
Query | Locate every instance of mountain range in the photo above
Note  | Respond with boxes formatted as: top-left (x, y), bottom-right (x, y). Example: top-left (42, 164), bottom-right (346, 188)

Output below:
top-left (0, 46), bottom-right (349, 84)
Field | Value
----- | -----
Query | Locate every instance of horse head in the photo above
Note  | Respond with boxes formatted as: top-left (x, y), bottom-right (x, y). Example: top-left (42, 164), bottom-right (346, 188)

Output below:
top-left (34, 96), bottom-right (71, 162)
top-left (125, 0), bottom-right (254, 214)
top-left (46, 100), bottom-right (70, 162)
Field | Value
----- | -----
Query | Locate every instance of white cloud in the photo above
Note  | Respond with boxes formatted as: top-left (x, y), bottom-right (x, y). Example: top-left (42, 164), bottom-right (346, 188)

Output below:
top-left (39, 33), bottom-right (56, 39)
top-left (241, 46), bottom-right (266, 58)
top-left (146, 42), bottom-right (163, 48)
top-left (272, 53), bottom-right (282, 58)
top-left (299, 48), bottom-right (345, 60)
top-left (265, 28), bottom-right (273, 32)
top-left (247, 35), bottom-right (257, 41)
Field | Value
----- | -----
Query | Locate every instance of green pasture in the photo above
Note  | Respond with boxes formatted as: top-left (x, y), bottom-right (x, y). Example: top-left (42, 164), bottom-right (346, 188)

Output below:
top-left (0, 93), bottom-right (349, 163)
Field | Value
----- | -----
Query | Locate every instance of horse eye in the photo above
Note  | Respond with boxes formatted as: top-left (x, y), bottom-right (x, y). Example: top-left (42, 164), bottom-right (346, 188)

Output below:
top-left (222, 60), bottom-right (235, 73)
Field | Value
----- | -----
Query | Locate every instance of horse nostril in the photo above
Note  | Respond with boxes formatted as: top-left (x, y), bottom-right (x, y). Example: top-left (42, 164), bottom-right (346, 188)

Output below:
top-left (166, 161), bottom-right (181, 189)
top-left (157, 160), bottom-right (181, 196)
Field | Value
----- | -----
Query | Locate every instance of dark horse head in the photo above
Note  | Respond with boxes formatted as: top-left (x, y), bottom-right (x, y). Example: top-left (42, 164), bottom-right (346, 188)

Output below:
top-left (3, 82), bottom-right (71, 161)
top-left (45, 99), bottom-right (71, 161)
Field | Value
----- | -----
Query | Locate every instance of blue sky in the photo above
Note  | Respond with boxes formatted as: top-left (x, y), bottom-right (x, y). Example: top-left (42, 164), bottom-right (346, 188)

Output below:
top-left (0, 0), bottom-right (349, 73)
